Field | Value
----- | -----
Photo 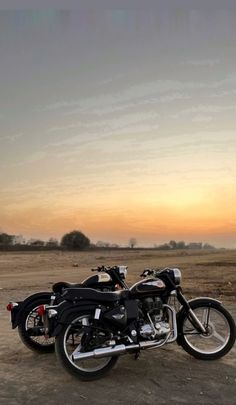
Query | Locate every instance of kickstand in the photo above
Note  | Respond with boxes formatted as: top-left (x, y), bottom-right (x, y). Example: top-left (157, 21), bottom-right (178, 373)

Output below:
top-left (134, 351), bottom-right (140, 360)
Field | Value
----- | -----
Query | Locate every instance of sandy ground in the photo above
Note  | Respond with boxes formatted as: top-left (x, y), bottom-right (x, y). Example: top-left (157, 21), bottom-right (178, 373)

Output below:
top-left (0, 249), bottom-right (235, 405)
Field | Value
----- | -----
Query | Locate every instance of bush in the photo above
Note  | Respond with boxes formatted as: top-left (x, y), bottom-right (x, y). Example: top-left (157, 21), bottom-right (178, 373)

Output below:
top-left (61, 230), bottom-right (90, 250)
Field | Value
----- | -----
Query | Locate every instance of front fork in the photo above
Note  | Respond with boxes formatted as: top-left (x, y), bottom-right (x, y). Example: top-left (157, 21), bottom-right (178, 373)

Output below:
top-left (176, 288), bottom-right (206, 334)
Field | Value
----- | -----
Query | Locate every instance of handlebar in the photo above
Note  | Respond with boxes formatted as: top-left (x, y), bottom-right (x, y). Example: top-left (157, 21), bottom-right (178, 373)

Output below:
top-left (91, 265), bottom-right (111, 272)
top-left (140, 268), bottom-right (161, 277)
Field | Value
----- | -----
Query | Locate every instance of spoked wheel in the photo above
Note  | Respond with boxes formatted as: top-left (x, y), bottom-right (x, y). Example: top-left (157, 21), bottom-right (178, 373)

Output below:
top-left (55, 313), bottom-right (118, 380)
top-left (18, 298), bottom-right (55, 353)
top-left (178, 299), bottom-right (236, 360)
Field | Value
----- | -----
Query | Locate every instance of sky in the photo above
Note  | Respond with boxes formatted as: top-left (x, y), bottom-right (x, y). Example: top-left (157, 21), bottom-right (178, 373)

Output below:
top-left (1, 5), bottom-right (236, 247)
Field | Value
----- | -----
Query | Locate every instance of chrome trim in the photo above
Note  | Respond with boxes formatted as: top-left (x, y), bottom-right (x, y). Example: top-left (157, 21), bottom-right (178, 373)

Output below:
top-left (188, 308), bottom-right (206, 334)
top-left (118, 265), bottom-right (128, 279)
top-left (95, 308), bottom-right (101, 320)
top-left (72, 306), bottom-right (178, 362)
top-left (147, 312), bottom-right (157, 337)
top-left (162, 304), bottom-right (178, 343)
top-left (48, 309), bottom-right (58, 318)
top-left (187, 297), bottom-right (222, 305)
top-left (72, 339), bottom-right (170, 361)
top-left (172, 268), bottom-right (182, 285)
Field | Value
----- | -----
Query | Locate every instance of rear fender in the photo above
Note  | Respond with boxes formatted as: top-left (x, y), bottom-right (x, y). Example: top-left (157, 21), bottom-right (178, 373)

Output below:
top-left (51, 300), bottom-right (104, 337)
top-left (12, 292), bottom-right (52, 328)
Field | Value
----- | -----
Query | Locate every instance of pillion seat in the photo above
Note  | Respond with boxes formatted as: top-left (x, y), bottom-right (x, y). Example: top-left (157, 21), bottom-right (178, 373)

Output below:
top-left (61, 288), bottom-right (129, 303)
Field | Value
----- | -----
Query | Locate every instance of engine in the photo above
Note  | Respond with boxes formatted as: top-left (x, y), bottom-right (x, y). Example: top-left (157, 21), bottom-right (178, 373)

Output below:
top-left (138, 297), bottom-right (171, 339)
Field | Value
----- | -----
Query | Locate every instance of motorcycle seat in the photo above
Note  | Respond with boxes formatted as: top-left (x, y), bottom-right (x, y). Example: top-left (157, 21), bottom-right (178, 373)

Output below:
top-left (61, 288), bottom-right (128, 303)
top-left (52, 282), bottom-right (84, 293)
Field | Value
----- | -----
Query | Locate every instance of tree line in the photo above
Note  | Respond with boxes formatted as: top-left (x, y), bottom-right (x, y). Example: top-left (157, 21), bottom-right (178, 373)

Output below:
top-left (0, 231), bottom-right (137, 250)
top-left (154, 240), bottom-right (215, 250)
top-left (0, 231), bottom-right (215, 251)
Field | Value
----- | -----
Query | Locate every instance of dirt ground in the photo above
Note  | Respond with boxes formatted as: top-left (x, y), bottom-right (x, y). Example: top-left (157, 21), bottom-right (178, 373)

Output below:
top-left (0, 249), bottom-right (235, 405)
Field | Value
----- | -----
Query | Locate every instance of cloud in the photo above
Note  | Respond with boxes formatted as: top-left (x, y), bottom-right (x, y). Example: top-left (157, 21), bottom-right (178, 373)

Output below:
top-left (42, 79), bottom-right (202, 115)
top-left (211, 89), bottom-right (236, 98)
top-left (192, 115), bottom-right (213, 123)
top-left (0, 133), bottom-right (24, 142)
top-left (46, 110), bottom-right (159, 137)
top-left (39, 73), bottom-right (236, 122)
top-left (183, 59), bottom-right (221, 67)
top-left (171, 104), bottom-right (236, 118)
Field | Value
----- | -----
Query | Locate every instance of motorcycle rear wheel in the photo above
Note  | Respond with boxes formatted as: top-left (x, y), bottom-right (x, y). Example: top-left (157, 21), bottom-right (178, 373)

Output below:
top-left (178, 299), bottom-right (236, 360)
top-left (55, 312), bottom-right (118, 380)
top-left (18, 297), bottom-right (55, 353)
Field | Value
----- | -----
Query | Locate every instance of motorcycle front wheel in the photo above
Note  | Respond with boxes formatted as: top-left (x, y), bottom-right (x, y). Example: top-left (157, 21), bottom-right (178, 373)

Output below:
top-left (55, 312), bottom-right (118, 381)
top-left (178, 298), bottom-right (236, 360)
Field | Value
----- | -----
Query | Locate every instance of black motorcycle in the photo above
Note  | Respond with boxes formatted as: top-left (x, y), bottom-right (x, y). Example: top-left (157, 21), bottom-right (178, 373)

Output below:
top-left (6, 265), bottom-right (128, 353)
top-left (43, 267), bottom-right (236, 380)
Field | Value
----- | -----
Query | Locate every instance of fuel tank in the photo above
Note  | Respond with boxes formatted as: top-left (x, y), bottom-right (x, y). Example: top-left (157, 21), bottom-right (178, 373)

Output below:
top-left (82, 273), bottom-right (113, 289)
top-left (130, 277), bottom-right (166, 297)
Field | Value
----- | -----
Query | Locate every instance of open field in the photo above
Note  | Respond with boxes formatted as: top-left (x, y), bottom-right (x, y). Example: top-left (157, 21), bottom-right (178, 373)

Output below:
top-left (0, 249), bottom-right (236, 405)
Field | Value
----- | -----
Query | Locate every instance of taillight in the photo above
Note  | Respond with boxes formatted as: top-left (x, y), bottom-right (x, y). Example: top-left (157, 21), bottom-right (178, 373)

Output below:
top-left (6, 302), bottom-right (18, 311)
top-left (36, 305), bottom-right (46, 316)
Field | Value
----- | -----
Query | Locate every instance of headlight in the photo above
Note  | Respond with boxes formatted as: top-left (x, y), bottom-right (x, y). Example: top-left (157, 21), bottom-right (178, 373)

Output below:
top-left (118, 265), bottom-right (128, 279)
top-left (172, 268), bottom-right (181, 285)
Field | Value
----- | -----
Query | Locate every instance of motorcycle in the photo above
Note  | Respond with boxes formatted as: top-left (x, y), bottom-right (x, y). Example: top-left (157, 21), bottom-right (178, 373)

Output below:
top-left (6, 265), bottom-right (128, 353)
top-left (43, 267), bottom-right (236, 380)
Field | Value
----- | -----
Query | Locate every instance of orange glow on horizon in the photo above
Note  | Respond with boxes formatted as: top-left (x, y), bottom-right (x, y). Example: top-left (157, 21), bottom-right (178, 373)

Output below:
top-left (2, 183), bottom-right (236, 246)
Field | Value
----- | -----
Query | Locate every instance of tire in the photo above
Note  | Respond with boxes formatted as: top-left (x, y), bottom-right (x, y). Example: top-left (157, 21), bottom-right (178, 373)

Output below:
top-left (55, 312), bottom-right (118, 381)
top-left (178, 299), bottom-right (236, 360)
top-left (18, 297), bottom-right (55, 353)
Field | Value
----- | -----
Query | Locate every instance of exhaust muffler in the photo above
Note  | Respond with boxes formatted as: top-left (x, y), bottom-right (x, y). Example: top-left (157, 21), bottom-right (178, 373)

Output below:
top-left (72, 339), bottom-right (168, 361)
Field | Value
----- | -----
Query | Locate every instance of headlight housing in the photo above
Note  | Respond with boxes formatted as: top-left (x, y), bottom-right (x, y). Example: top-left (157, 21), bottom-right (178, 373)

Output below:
top-left (172, 268), bottom-right (182, 285)
top-left (118, 265), bottom-right (128, 279)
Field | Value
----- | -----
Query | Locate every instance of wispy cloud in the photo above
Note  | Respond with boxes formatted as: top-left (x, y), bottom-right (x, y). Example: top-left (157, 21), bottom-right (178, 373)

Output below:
top-left (183, 59), bottom-right (221, 67)
top-left (192, 115), bottom-right (213, 123)
top-left (171, 104), bottom-right (236, 119)
top-left (46, 111), bottom-right (159, 136)
top-left (211, 89), bottom-right (236, 98)
top-left (0, 132), bottom-right (23, 142)
top-left (39, 73), bottom-right (236, 121)
top-left (42, 80), bottom-right (202, 115)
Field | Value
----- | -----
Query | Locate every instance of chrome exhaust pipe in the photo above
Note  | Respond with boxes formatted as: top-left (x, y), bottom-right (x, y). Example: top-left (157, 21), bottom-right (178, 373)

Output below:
top-left (72, 305), bottom-right (178, 361)
top-left (72, 339), bottom-right (168, 361)
top-left (72, 344), bottom-right (128, 360)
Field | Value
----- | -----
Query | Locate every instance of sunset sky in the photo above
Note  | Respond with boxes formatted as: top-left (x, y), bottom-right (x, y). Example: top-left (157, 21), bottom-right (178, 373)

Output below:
top-left (1, 4), bottom-right (236, 247)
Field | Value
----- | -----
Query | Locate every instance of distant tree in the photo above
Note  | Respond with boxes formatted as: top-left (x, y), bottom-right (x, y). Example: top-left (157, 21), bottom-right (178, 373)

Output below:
top-left (0, 233), bottom-right (14, 246)
top-left (176, 241), bottom-right (186, 249)
top-left (96, 241), bottom-right (111, 248)
top-left (169, 240), bottom-right (177, 249)
top-left (110, 243), bottom-right (120, 248)
top-left (129, 237), bottom-right (137, 249)
top-left (156, 243), bottom-right (171, 250)
top-left (46, 238), bottom-right (59, 247)
top-left (61, 230), bottom-right (90, 250)
top-left (29, 239), bottom-right (45, 246)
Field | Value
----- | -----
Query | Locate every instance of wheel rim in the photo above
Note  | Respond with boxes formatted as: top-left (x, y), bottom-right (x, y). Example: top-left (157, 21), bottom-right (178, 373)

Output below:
top-left (63, 315), bottom-right (112, 373)
top-left (25, 306), bottom-right (55, 346)
top-left (183, 306), bottom-right (230, 354)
